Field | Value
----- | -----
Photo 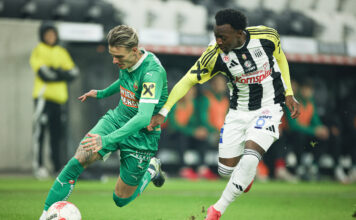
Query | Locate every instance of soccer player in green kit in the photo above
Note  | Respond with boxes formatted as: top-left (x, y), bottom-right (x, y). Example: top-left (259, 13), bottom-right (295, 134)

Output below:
top-left (39, 25), bottom-right (167, 220)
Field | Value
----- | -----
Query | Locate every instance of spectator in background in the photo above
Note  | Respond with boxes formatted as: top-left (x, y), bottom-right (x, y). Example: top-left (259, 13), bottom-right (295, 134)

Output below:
top-left (199, 75), bottom-right (229, 144)
top-left (199, 75), bottom-right (229, 177)
top-left (167, 87), bottom-right (218, 180)
top-left (284, 78), bottom-right (347, 182)
top-left (262, 80), bottom-right (300, 183)
top-left (30, 21), bottom-right (79, 179)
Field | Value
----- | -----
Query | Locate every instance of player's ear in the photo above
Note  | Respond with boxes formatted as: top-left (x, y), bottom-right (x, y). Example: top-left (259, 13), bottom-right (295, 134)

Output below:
top-left (132, 46), bottom-right (138, 53)
top-left (236, 29), bottom-right (243, 37)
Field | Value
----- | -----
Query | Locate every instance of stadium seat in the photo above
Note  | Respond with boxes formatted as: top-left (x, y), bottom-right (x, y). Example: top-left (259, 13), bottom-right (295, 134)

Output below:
top-left (0, 0), bottom-right (28, 18)
top-left (336, 13), bottom-right (356, 41)
top-left (86, 1), bottom-right (122, 32)
top-left (21, 0), bottom-right (59, 20)
top-left (277, 10), bottom-right (316, 37)
top-left (340, 0), bottom-right (356, 16)
top-left (233, 0), bottom-right (261, 11)
top-left (54, 0), bottom-right (90, 22)
top-left (145, 0), bottom-right (175, 30)
top-left (169, 0), bottom-right (208, 34)
top-left (289, 0), bottom-right (315, 12)
top-left (109, 0), bottom-right (148, 30)
top-left (263, 0), bottom-right (289, 13)
top-left (314, 0), bottom-right (340, 13)
top-left (303, 10), bottom-right (344, 43)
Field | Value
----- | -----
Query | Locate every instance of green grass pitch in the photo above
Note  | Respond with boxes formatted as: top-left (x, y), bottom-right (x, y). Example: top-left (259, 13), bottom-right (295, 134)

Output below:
top-left (0, 177), bottom-right (355, 220)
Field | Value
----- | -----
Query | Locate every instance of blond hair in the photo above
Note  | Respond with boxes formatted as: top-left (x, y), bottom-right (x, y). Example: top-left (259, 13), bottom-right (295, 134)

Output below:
top-left (107, 25), bottom-right (139, 48)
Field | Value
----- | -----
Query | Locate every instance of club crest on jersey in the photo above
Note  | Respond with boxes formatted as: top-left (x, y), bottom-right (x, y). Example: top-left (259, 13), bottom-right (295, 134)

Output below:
top-left (133, 81), bottom-right (138, 91)
top-left (223, 55), bottom-right (230, 62)
top-left (244, 60), bottom-right (252, 68)
top-left (242, 54), bottom-right (247, 60)
top-left (142, 82), bottom-right (155, 98)
top-left (254, 49), bottom-right (263, 57)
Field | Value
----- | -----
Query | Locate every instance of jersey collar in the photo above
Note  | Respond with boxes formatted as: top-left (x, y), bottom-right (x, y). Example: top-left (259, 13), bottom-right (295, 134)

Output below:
top-left (128, 49), bottom-right (148, 73)
top-left (234, 30), bottom-right (250, 51)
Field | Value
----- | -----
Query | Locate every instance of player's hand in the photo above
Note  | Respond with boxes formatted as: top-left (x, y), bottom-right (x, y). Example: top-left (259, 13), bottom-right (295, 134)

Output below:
top-left (80, 133), bottom-right (103, 153)
top-left (285, 95), bottom-right (300, 119)
top-left (147, 114), bottom-right (165, 131)
top-left (78, 90), bottom-right (97, 102)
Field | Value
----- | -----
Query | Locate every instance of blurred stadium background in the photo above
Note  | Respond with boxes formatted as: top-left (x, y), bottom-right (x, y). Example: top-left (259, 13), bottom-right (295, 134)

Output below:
top-left (1, 0), bottom-right (356, 219)
top-left (0, 0), bottom-right (356, 182)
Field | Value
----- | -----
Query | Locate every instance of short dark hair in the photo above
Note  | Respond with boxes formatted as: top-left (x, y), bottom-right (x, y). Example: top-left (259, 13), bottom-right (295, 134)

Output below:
top-left (215, 9), bottom-right (247, 31)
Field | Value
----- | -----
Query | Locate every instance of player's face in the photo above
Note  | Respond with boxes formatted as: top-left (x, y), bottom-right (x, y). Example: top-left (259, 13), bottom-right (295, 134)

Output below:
top-left (44, 29), bottom-right (57, 46)
top-left (109, 46), bottom-right (139, 69)
top-left (214, 24), bottom-right (244, 53)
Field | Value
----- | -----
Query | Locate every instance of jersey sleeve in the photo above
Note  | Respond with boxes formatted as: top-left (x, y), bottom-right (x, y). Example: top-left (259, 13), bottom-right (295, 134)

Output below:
top-left (270, 29), bottom-right (293, 96)
top-left (97, 78), bottom-right (121, 99)
top-left (139, 70), bottom-right (163, 104)
top-left (159, 44), bottom-right (222, 115)
top-left (186, 44), bottom-right (221, 84)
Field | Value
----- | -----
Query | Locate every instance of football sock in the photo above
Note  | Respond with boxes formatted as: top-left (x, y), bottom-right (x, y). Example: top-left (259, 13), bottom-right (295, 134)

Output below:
top-left (218, 162), bottom-right (235, 178)
top-left (113, 171), bottom-right (151, 207)
top-left (214, 151), bottom-right (261, 214)
top-left (44, 158), bottom-right (84, 210)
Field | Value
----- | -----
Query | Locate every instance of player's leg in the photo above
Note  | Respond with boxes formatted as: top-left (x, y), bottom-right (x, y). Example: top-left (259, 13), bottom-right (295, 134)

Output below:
top-left (43, 144), bottom-right (102, 209)
top-left (33, 99), bottom-right (49, 179)
top-left (217, 110), bottom-right (246, 178)
top-left (207, 105), bottom-right (283, 219)
top-left (47, 101), bottom-right (63, 173)
top-left (39, 115), bottom-right (118, 220)
top-left (112, 151), bottom-right (165, 207)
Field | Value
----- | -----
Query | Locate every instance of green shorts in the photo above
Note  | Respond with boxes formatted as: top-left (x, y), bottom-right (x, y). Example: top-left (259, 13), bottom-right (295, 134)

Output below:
top-left (81, 110), bottom-right (158, 185)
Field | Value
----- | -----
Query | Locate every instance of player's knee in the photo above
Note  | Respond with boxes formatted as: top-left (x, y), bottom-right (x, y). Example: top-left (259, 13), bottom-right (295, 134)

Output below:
top-left (231, 149), bottom-right (261, 190)
top-left (218, 162), bottom-right (235, 178)
top-left (112, 192), bottom-right (131, 208)
top-left (241, 149), bottom-right (262, 171)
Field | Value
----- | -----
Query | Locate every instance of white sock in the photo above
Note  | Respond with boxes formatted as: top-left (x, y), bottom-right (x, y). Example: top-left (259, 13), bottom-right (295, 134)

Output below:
top-left (39, 210), bottom-right (47, 220)
top-left (218, 162), bottom-right (235, 178)
top-left (214, 154), bottom-right (260, 214)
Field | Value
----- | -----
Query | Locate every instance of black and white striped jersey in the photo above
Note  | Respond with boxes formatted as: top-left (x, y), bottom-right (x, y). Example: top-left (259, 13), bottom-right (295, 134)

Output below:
top-left (185, 26), bottom-right (293, 111)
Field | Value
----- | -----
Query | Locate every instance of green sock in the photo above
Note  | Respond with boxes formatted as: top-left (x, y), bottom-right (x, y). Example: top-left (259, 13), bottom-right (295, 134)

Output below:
top-left (113, 171), bottom-right (151, 207)
top-left (44, 158), bottom-right (84, 210)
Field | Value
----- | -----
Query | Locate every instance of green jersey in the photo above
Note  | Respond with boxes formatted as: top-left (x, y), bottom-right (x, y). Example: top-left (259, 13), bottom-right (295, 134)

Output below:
top-left (96, 50), bottom-right (168, 151)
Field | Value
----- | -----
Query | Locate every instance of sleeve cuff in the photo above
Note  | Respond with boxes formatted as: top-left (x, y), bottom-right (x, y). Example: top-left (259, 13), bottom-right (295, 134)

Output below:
top-left (97, 90), bottom-right (104, 99)
top-left (158, 107), bottom-right (170, 117)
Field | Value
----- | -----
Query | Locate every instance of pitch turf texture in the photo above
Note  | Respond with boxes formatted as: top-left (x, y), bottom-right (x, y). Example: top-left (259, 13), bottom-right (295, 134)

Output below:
top-left (0, 177), bottom-right (355, 220)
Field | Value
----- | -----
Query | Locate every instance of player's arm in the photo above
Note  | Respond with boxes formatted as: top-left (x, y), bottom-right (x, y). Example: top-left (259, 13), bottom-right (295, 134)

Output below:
top-left (51, 48), bottom-right (79, 82)
top-left (78, 79), bottom-right (121, 102)
top-left (158, 44), bottom-right (221, 117)
top-left (274, 46), bottom-right (293, 96)
top-left (101, 102), bottom-right (156, 148)
top-left (81, 102), bottom-right (156, 152)
top-left (273, 33), bottom-right (300, 118)
top-left (96, 79), bottom-right (121, 99)
top-left (29, 47), bottom-right (63, 82)
top-left (100, 71), bottom-right (164, 149)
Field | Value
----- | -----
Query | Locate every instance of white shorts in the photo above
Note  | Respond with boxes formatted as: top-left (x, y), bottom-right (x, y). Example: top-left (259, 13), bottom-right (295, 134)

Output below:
top-left (219, 104), bottom-right (284, 158)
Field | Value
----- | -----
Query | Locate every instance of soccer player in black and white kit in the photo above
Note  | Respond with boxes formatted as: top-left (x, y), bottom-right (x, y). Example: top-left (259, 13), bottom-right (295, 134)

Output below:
top-left (148, 9), bottom-right (300, 219)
